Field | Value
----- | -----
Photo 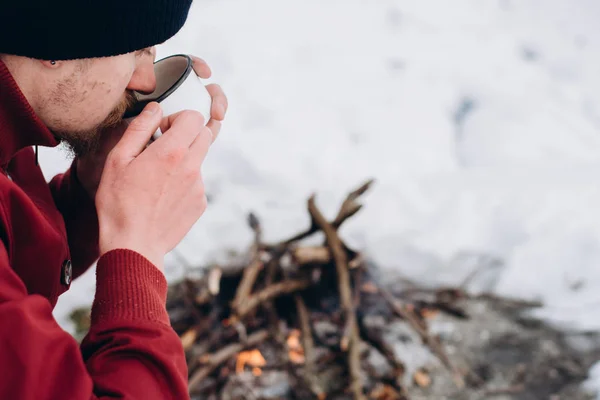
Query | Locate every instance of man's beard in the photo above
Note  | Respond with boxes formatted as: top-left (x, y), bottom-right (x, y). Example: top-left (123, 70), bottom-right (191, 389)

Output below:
top-left (57, 91), bottom-right (137, 158)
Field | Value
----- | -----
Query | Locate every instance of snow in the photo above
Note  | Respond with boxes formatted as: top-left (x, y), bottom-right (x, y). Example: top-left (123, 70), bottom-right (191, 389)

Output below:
top-left (37, 0), bottom-right (600, 394)
top-left (585, 361), bottom-right (600, 398)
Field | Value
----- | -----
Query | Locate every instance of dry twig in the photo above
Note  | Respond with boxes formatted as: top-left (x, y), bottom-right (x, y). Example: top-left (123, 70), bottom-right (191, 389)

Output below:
top-left (308, 195), bottom-right (365, 400)
top-left (358, 318), bottom-right (405, 386)
top-left (483, 384), bottom-right (525, 396)
top-left (235, 279), bottom-right (311, 319)
top-left (295, 295), bottom-right (326, 399)
top-left (231, 212), bottom-right (266, 313)
top-left (292, 246), bottom-right (331, 266)
top-left (266, 179), bottom-right (374, 251)
top-left (379, 285), bottom-right (465, 388)
top-left (231, 259), bottom-right (264, 312)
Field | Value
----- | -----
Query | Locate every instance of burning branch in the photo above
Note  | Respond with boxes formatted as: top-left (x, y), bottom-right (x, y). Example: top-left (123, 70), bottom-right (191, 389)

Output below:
top-left (189, 329), bottom-right (270, 392)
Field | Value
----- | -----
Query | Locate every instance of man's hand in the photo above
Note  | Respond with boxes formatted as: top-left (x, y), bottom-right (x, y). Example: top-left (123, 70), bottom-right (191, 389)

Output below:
top-left (76, 55), bottom-right (228, 199)
top-left (96, 103), bottom-right (212, 271)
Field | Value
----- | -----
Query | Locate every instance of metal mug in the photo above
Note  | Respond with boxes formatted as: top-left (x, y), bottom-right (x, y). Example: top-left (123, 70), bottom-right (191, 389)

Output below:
top-left (123, 54), bottom-right (213, 141)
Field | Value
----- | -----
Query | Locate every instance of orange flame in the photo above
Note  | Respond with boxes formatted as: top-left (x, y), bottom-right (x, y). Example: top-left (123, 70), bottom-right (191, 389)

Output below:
top-left (420, 308), bottom-right (440, 319)
top-left (287, 329), bottom-right (302, 349)
top-left (287, 329), bottom-right (305, 364)
top-left (236, 349), bottom-right (266, 374)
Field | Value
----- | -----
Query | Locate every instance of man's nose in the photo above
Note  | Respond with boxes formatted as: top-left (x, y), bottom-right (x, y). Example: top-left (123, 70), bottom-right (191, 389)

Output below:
top-left (127, 61), bottom-right (157, 95)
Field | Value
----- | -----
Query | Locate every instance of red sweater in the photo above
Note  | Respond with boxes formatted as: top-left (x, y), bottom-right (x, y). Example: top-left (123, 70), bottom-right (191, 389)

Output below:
top-left (0, 61), bottom-right (189, 399)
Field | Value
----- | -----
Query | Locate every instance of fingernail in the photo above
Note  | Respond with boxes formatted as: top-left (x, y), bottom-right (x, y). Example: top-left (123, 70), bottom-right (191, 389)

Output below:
top-left (144, 102), bottom-right (159, 115)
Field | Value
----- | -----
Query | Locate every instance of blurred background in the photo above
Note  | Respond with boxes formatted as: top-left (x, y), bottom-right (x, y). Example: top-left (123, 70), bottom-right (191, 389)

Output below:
top-left (39, 0), bottom-right (600, 386)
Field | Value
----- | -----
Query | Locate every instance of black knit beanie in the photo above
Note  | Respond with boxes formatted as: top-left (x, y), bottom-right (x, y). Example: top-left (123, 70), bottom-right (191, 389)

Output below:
top-left (0, 1), bottom-right (194, 61)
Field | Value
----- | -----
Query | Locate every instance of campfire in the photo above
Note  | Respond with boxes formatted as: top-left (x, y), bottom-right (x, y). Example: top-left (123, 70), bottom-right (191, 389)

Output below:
top-left (165, 180), bottom-right (488, 399)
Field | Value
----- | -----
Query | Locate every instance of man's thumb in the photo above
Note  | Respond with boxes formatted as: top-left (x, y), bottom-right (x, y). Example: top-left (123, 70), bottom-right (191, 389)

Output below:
top-left (116, 102), bottom-right (163, 159)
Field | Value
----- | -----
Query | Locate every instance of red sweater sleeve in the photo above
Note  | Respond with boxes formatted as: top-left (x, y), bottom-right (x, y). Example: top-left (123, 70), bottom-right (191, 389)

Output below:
top-left (0, 245), bottom-right (190, 399)
top-left (49, 160), bottom-right (100, 280)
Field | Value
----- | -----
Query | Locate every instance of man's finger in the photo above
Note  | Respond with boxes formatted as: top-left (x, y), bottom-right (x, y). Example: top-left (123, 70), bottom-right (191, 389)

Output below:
top-left (159, 110), bottom-right (188, 134)
top-left (206, 120), bottom-right (222, 143)
top-left (191, 56), bottom-right (212, 79)
top-left (114, 102), bottom-right (162, 160)
top-left (186, 126), bottom-right (214, 169)
top-left (206, 84), bottom-right (228, 121)
top-left (155, 110), bottom-right (205, 150)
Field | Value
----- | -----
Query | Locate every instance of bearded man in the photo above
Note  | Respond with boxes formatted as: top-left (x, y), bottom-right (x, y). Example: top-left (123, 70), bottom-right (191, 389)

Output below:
top-left (0, 1), bottom-right (228, 398)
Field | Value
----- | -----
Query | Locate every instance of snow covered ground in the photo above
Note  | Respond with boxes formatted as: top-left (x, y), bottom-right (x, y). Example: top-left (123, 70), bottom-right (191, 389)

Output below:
top-left (39, 0), bottom-right (600, 395)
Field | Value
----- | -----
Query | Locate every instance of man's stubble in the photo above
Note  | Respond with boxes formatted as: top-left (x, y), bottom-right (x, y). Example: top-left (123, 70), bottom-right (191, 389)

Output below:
top-left (50, 88), bottom-right (137, 159)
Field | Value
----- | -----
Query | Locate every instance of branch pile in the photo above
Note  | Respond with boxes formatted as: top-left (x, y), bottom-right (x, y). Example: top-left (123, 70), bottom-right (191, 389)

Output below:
top-left (167, 180), bottom-right (475, 399)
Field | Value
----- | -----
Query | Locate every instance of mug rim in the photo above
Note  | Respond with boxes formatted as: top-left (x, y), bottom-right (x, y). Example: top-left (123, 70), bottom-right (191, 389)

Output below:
top-left (123, 53), bottom-right (193, 119)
